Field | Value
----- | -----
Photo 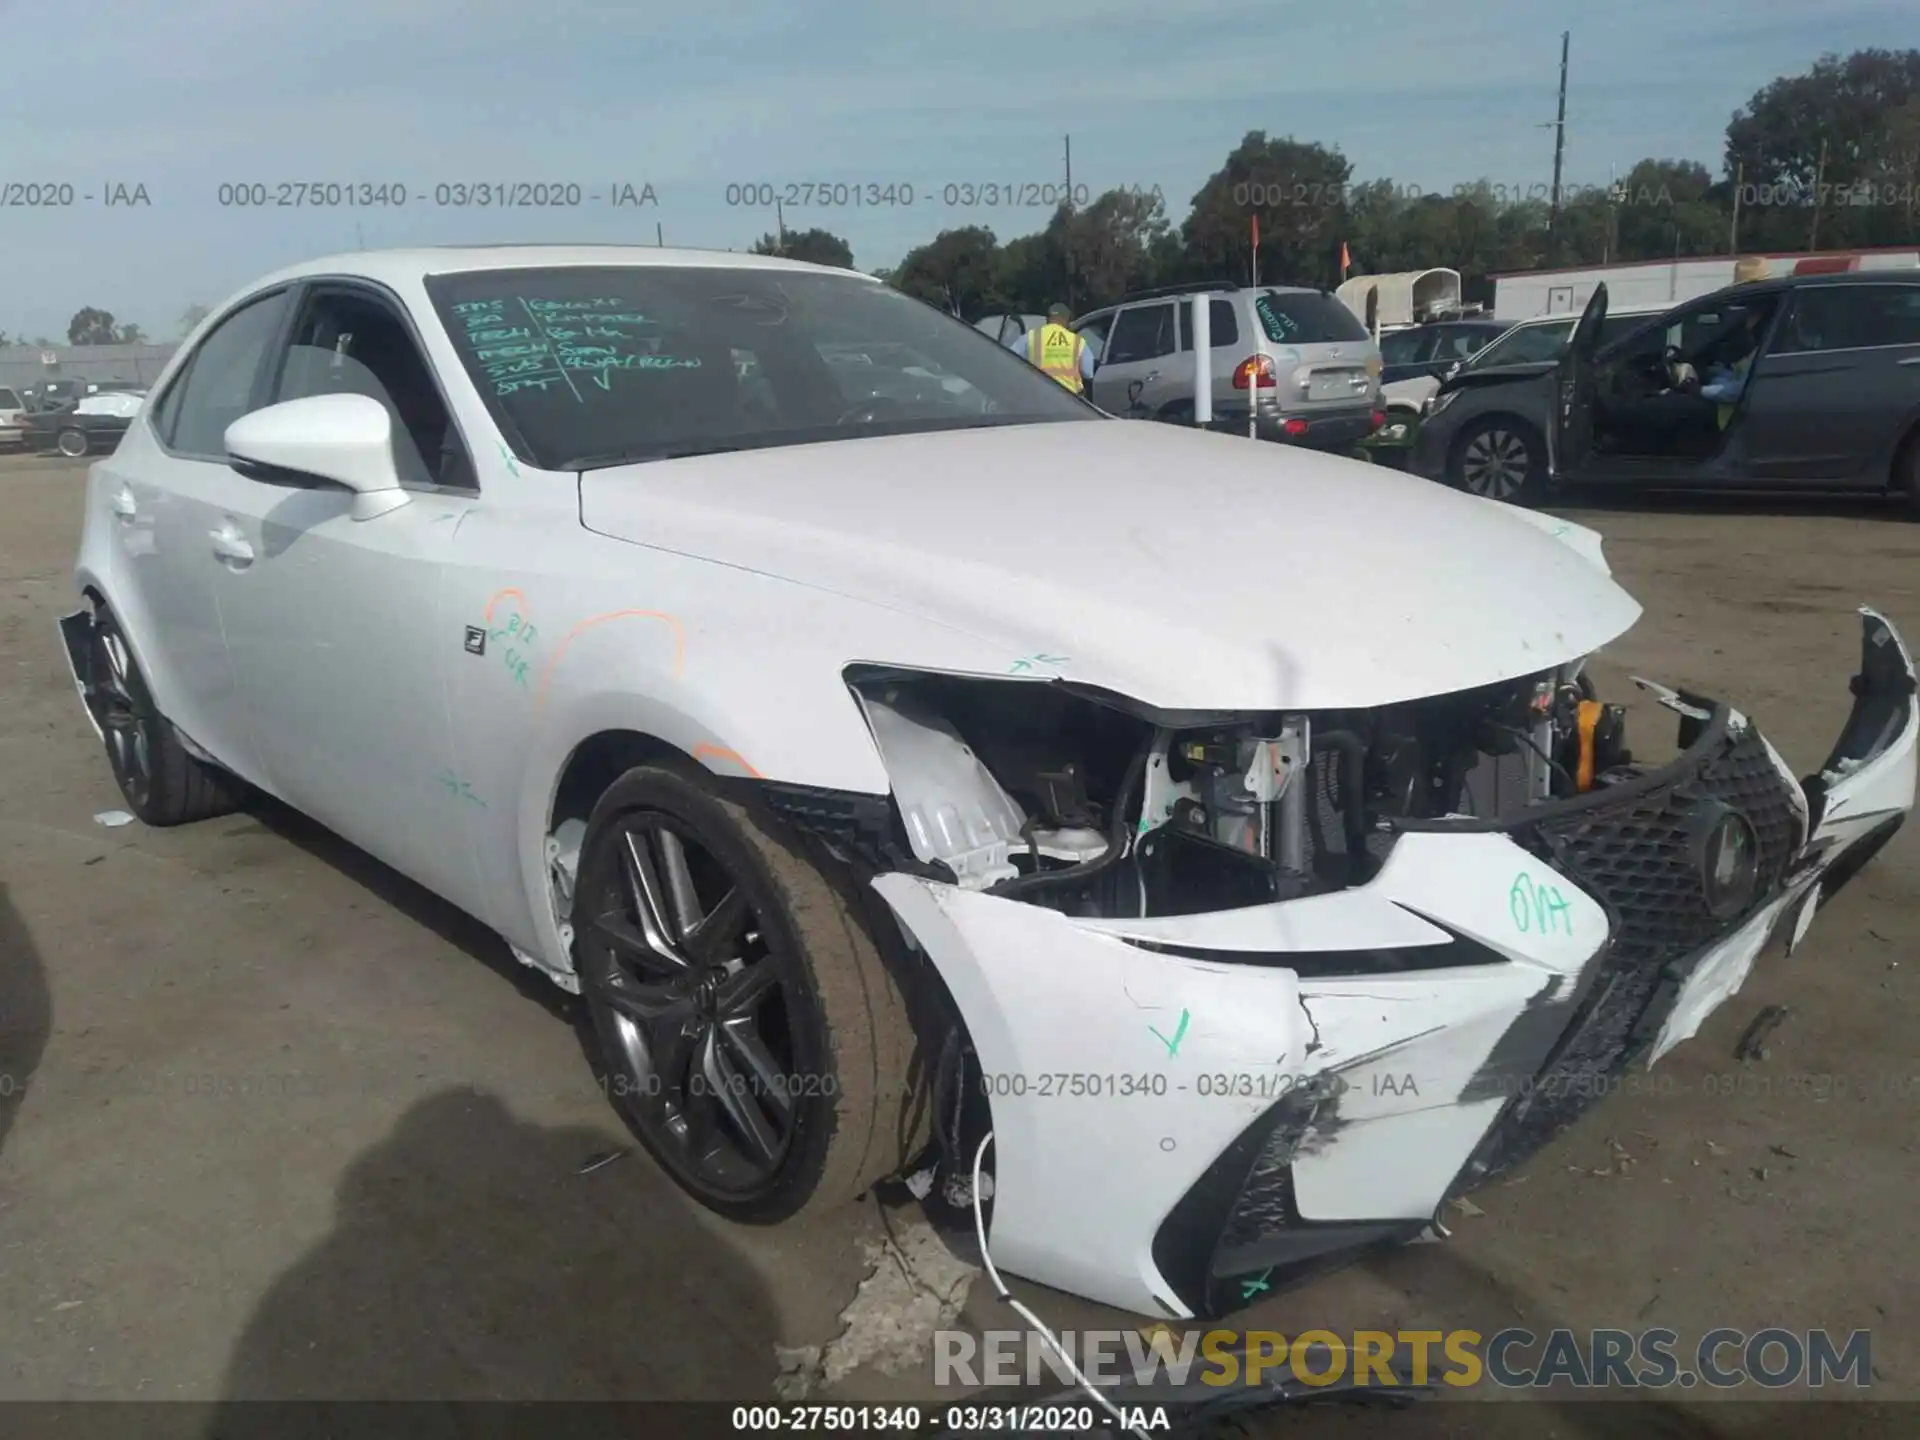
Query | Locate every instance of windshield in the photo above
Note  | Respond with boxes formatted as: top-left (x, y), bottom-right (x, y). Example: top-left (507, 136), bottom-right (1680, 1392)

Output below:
top-left (426, 265), bottom-right (1095, 470)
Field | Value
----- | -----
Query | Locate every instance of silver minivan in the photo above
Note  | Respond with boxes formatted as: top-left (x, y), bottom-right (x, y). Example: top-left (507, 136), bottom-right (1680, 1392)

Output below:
top-left (1073, 283), bottom-right (1383, 450)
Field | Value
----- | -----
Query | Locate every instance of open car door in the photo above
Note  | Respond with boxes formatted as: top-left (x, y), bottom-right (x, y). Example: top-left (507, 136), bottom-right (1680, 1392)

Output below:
top-left (1550, 283), bottom-right (1607, 482)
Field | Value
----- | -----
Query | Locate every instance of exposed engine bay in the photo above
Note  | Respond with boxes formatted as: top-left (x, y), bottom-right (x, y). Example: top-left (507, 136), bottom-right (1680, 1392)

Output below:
top-left (848, 663), bottom-right (1635, 922)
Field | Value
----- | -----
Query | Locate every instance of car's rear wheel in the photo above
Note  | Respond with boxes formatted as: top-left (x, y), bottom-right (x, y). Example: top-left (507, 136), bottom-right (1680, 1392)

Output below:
top-left (87, 603), bottom-right (242, 825)
top-left (1451, 417), bottom-right (1545, 504)
top-left (572, 760), bottom-right (925, 1222)
top-left (57, 428), bottom-right (89, 458)
top-left (1896, 425), bottom-right (1920, 518)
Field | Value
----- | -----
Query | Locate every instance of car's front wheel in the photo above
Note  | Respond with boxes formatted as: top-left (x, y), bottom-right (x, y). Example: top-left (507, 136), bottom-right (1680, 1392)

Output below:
top-left (86, 603), bottom-right (242, 825)
top-left (572, 760), bottom-right (925, 1223)
top-left (57, 428), bottom-right (89, 458)
top-left (1450, 417), bottom-right (1545, 504)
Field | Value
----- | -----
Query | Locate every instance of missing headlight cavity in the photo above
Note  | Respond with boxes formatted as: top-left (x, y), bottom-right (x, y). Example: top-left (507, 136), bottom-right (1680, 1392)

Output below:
top-left (846, 663), bottom-right (1624, 920)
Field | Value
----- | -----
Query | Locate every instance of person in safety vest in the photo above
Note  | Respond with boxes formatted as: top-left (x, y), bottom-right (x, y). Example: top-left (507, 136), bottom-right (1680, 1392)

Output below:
top-left (1009, 303), bottom-right (1095, 393)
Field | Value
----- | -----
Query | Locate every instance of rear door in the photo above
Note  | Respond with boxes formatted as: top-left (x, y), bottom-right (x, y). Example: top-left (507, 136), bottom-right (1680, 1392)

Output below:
top-left (98, 286), bottom-right (294, 785)
top-left (1740, 282), bottom-right (1920, 483)
top-left (1174, 295), bottom-right (1244, 420)
top-left (1091, 301), bottom-right (1179, 416)
top-left (1549, 284), bottom-right (1608, 482)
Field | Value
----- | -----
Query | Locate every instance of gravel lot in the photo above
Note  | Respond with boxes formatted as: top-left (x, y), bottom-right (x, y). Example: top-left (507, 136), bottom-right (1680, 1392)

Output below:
top-left (1, 452), bottom-right (1914, 1434)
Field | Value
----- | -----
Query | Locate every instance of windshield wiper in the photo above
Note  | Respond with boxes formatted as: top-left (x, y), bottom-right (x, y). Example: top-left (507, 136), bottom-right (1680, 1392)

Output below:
top-left (563, 442), bottom-right (748, 470)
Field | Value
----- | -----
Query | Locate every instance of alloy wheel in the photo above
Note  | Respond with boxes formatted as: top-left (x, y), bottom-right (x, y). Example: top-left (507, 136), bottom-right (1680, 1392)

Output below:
top-left (94, 624), bottom-right (152, 808)
top-left (58, 430), bottom-right (87, 458)
top-left (1460, 428), bottom-right (1533, 500)
top-left (581, 812), bottom-right (802, 1199)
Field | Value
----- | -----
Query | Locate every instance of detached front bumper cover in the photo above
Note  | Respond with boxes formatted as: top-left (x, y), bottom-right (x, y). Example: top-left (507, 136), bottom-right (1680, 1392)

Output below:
top-left (867, 609), bottom-right (1915, 1319)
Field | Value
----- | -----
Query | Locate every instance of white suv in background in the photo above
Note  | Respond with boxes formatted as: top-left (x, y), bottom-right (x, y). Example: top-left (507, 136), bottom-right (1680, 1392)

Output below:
top-left (1073, 283), bottom-right (1384, 451)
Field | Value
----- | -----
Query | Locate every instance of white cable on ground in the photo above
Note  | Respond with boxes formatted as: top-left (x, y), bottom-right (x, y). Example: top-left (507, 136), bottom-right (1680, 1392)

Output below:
top-left (970, 1132), bottom-right (1154, 1440)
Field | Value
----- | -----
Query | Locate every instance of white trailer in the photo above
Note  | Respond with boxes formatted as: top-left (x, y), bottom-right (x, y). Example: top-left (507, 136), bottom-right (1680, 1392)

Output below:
top-left (1491, 247), bottom-right (1920, 321)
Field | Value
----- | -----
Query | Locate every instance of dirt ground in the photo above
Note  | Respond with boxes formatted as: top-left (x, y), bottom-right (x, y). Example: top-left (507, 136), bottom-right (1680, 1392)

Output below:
top-left (1, 452), bottom-right (1914, 1435)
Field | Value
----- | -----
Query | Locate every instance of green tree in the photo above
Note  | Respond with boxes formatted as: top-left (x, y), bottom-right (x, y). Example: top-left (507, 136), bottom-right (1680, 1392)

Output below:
top-left (178, 304), bottom-right (212, 336)
top-left (749, 227), bottom-right (855, 268)
top-left (1725, 48), bottom-right (1920, 248)
top-left (67, 307), bottom-right (118, 345)
top-left (1181, 133), bottom-right (1353, 288)
top-left (889, 226), bottom-right (1004, 317)
top-left (113, 322), bottom-right (146, 344)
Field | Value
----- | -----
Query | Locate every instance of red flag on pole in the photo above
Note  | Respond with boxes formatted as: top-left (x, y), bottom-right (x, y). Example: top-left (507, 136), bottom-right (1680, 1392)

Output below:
top-left (1340, 240), bottom-right (1351, 279)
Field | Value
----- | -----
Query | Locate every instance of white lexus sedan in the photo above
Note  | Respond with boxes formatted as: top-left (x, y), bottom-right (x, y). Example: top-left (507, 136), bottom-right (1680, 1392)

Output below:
top-left (60, 246), bottom-right (1917, 1320)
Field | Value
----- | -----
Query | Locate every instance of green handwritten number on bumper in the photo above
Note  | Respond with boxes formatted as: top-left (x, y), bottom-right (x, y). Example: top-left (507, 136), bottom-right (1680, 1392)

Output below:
top-left (1510, 872), bottom-right (1573, 936)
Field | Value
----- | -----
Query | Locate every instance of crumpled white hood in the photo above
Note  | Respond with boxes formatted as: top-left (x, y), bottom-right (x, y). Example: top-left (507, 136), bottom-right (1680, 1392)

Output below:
top-left (578, 421), bottom-right (1642, 711)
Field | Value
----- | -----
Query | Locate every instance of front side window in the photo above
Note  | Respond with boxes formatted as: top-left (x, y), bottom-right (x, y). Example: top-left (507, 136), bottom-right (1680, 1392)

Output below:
top-left (0, 388), bottom-right (21, 409)
top-left (160, 289), bottom-right (292, 456)
top-left (426, 266), bottom-right (1093, 471)
top-left (272, 289), bottom-right (469, 488)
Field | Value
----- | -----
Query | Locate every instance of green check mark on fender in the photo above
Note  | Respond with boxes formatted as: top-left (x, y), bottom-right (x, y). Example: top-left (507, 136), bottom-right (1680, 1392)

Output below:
top-left (1149, 1008), bottom-right (1191, 1058)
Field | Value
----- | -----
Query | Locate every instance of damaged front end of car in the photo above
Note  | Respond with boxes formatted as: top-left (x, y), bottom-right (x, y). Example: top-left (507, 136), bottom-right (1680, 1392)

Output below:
top-left (753, 610), bottom-right (1916, 1321)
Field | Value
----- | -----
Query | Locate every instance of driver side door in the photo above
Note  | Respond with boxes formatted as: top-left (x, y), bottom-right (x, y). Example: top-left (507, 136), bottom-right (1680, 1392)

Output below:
top-left (1549, 284), bottom-right (1607, 483)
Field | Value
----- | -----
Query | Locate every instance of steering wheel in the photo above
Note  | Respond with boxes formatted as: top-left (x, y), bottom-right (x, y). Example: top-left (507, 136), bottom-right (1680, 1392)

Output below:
top-left (835, 395), bottom-right (916, 426)
top-left (1662, 344), bottom-right (1700, 393)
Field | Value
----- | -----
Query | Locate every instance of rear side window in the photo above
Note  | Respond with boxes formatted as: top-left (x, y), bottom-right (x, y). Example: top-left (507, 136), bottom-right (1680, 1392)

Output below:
top-left (1105, 303), bottom-right (1177, 364)
top-left (0, 388), bottom-right (20, 409)
top-left (1777, 285), bottom-right (1920, 353)
top-left (1255, 291), bottom-right (1369, 344)
top-left (1175, 299), bottom-right (1241, 350)
top-left (158, 290), bottom-right (292, 456)
top-left (1379, 329), bottom-right (1427, 365)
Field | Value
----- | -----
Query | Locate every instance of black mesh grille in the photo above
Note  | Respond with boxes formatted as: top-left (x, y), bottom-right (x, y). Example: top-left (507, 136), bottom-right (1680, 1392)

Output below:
top-left (1476, 724), bottom-right (1804, 1173)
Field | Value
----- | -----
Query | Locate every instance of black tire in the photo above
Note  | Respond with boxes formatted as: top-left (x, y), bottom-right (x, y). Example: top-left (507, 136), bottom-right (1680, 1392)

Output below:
top-left (572, 759), bottom-right (925, 1223)
top-left (88, 603), bottom-right (242, 825)
top-left (57, 428), bottom-right (89, 458)
top-left (1896, 426), bottom-right (1920, 517)
top-left (1449, 416), bottom-right (1547, 505)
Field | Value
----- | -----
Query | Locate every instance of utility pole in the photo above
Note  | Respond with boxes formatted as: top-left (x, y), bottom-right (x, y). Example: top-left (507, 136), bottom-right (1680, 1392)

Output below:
top-left (657, 221), bottom-right (664, 247)
top-left (775, 198), bottom-right (787, 254)
top-left (1064, 134), bottom-right (1076, 311)
top-left (1729, 160), bottom-right (1743, 254)
top-left (1547, 31), bottom-right (1570, 253)
top-left (1809, 137), bottom-right (1828, 250)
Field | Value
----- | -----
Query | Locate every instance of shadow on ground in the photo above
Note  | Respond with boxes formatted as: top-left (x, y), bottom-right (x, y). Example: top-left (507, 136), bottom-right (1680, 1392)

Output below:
top-left (0, 879), bottom-right (52, 1157)
top-left (1556, 488), bottom-right (1905, 523)
top-left (199, 1087), bottom-right (776, 1431)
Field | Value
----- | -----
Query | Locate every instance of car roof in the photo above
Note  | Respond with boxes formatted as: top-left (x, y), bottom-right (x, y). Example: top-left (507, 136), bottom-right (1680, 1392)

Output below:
top-left (241, 244), bottom-right (881, 293)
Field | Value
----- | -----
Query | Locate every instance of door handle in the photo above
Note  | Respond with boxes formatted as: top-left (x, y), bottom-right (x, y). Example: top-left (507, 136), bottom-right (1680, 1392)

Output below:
top-left (110, 486), bottom-right (137, 522)
top-left (210, 524), bottom-right (254, 566)
top-left (1143, 370), bottom-right (1160, 383)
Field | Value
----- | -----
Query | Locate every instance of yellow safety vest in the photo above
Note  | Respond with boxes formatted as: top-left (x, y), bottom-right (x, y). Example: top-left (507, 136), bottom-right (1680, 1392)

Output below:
top-left (1027, 323), bottom-right (1085, 393)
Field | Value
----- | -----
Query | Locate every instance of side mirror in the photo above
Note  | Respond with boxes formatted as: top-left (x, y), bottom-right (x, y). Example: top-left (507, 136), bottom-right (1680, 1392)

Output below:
top-left (225, 394), bottom-right (410, 521)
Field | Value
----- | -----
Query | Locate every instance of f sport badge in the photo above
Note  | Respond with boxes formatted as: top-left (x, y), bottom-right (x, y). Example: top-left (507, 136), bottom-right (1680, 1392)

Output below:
top-left (464, 626), bottom-right (487, 656)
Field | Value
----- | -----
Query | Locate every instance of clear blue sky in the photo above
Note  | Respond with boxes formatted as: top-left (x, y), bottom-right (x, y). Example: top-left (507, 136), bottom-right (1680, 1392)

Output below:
top-left (1, 0), bottom-right (1911, 340)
